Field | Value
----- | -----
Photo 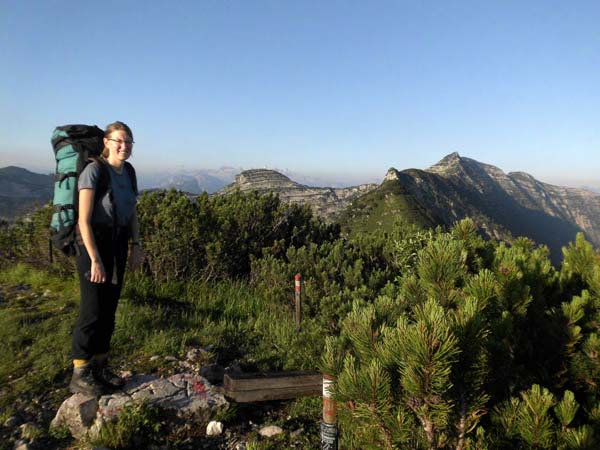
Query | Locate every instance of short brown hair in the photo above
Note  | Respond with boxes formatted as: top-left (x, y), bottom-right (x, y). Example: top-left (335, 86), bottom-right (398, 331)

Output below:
top-left (102, 121), bottom-right (134, 158)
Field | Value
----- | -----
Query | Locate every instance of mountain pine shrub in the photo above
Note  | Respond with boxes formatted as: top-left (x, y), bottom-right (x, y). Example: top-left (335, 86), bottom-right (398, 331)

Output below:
top-left (137, 189), bottom-right (337, 282)
top-left (321, 220), bottom-right (600, 449)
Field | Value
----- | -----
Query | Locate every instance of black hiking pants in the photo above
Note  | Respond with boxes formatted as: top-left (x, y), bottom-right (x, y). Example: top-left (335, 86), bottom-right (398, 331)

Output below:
top-left (72, 226), bottom-right (129, 360)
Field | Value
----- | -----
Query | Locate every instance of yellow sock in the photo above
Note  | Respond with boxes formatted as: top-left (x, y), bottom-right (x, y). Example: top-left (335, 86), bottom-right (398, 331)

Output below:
top-left (73, 359), bottom-right (89, 368)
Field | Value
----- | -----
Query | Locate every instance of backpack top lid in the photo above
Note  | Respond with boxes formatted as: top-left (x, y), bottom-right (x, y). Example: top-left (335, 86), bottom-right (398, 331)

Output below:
top-left (52, 124), bottom-right (105, 157)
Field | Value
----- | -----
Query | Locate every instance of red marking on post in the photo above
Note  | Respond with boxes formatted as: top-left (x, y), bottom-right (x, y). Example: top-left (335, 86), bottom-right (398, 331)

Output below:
top-left (295, 274), bottom-right (301, 291)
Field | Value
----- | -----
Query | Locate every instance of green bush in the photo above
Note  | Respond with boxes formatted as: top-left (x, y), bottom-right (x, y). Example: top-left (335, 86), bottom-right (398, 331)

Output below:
top-left (0, 204), bottom-right (74, 274)
top-left (320, 226), bottom-right (600, 450)
top-left (138, 189), bottom-right (338, 282)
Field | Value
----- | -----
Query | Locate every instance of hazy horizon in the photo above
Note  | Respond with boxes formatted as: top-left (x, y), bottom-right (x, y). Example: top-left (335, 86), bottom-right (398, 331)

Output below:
top-left (2, 155), bottom-right (599, 192)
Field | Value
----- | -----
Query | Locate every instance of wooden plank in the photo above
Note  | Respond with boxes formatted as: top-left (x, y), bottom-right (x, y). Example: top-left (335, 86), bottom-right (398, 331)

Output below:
top-left (224, 371), bottom-right (323, 403)
top-left (225, 371), bottom-right (322, 390)
top-left (227, 384), bottom-right (322, 402)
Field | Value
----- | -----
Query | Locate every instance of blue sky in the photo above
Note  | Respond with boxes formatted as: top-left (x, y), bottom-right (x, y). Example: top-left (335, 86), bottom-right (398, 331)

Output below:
top-left (1, 0), bottom-right (599, 187)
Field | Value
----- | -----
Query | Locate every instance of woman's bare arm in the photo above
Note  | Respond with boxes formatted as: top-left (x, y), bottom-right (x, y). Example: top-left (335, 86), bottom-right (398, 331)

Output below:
top-left (78, 188), bottom-right (106, 283)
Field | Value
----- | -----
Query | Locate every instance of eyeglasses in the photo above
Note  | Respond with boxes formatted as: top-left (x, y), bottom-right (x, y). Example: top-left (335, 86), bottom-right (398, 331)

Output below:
top-left (107, 138), bottom-right (135, 146)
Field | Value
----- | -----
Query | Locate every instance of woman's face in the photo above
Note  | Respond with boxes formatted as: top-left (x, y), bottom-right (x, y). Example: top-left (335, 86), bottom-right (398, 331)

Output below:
top-left (104, 129), bottom-right (133, 162)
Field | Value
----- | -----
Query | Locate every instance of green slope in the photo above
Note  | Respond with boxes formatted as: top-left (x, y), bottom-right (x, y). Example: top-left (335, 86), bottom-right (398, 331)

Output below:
top-left (337, 180), bottom-right (437, 235)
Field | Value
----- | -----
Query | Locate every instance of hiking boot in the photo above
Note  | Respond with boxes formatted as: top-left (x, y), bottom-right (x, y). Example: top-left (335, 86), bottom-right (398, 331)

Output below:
top-left (93, 360), bottom-right (126, 390)
top-left (69, 363), bottom-right (104, 397)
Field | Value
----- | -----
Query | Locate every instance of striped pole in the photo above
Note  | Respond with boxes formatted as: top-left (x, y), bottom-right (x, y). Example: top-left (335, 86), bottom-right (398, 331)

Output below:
top-left (321, 374), bottom-right (338, 450)
top-left (295, 274), bottom-right (302, 331)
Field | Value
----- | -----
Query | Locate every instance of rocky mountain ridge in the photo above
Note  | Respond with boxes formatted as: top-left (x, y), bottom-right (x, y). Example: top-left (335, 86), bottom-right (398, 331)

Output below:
top-left (218, 169), bottom-right (379, 220)
top-left (341, 152), bottom-right (599, 263)
top-left (427, 152), bottom-right (600, 245)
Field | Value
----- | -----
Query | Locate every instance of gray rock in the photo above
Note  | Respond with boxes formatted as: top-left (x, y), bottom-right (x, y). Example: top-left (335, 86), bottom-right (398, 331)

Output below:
top-left (258, 425), bottom-right (283, 437)
top-left (149, 355), bottom-right (160, 362)
top-left (50, 393), bottom-right (99, 439)
top-left (97, 393), bottom-right (133, 420)
top-left (52, 373), bottom-right (228, 440)
top-left (165, 373), bottom-right (228, 416)
top-left (291, 427), bottom-right (304, 437)
top-left (164, 356), bottom-right (178, 362)
top-left (121, 373), bottom-right (157, 393)
top-left (130, 377), bottom-right (180, 402)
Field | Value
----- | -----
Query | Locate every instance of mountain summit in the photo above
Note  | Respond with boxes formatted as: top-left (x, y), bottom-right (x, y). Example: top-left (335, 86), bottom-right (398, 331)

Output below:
top-left (341, 153), bottom-right (600, 262)
top-left (426, 151), bottom-right (463, 173)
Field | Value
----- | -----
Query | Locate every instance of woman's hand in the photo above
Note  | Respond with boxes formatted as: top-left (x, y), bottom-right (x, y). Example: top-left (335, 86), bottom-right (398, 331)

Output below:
top-left (89, 259), bottom-right (106, 283)
top-left (129, 245), bottom-right (143, 271)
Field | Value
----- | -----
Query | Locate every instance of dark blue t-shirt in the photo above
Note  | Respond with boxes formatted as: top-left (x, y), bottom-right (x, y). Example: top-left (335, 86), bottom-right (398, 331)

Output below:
top-left (78, 162), bottom-right (137, 227)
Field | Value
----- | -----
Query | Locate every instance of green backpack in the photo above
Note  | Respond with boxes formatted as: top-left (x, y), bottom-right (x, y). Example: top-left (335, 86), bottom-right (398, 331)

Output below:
top-left (50, 124), bottom-right (106, 256)
top-left (50, 124), bottom-right (138, 258)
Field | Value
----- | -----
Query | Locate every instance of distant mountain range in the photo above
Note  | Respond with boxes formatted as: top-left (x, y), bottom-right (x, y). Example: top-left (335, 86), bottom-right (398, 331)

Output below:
top-left (0, 166), bottom-right (53, 221)
top-left (1, 156), bottom-right (599, 263)
top-left (142, 166), bottom-right (241, 193)
top-left (140, 166), bottom-right (376, 193)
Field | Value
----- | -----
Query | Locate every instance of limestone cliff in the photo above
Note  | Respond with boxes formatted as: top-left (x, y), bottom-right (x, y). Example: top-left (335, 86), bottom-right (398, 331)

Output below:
top-left (426, 153), bottom-right (600, 248)
top-left (341, 152), bottom-right (599, 263)
top-left (218, 169), bottom-right (378, 221)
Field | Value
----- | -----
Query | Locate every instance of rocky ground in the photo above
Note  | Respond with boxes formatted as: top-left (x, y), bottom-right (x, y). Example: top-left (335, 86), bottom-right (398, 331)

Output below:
top-left (4, 395), bottom-right (317, 450)
top-left (0, 283), bottom-right (321, 450)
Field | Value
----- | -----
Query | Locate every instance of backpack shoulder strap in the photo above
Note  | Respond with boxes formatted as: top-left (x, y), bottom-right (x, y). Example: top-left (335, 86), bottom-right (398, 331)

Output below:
top-left (124, 162), bottom-right (138, 195)
top-left (87, 157), bottom-right (111, 203)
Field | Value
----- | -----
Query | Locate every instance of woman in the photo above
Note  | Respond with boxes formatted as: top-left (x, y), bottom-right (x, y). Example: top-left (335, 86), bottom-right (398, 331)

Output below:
top-left (69, 121), bottom-right (142, 396)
